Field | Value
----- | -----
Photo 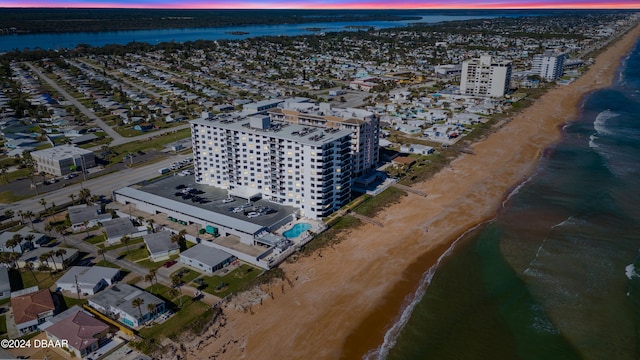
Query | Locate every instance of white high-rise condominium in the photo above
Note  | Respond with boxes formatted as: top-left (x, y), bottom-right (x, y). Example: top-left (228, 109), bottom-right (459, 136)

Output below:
top-left (460, 55), bottom-right (512, 97)
top-left (191, 114), bottom-right (352, 219)
top-left (532, 50), bottom-right (566, 81)
top-left (268, 101), bottom-right (379, 177)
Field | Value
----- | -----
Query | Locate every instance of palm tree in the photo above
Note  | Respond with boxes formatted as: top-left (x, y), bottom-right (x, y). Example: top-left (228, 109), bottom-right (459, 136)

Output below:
top-left (79, 188), bottom-right (91, 205)
top-left (132, 297), bottom-right (145, 326)
top-left (17, 210), bottom-right (24, 225)
top-left (121, 235), bottom-right (131, 254)
top-left (145, 272), bottom-right (156, 293)
top-left (38, 253), bottom-right (51, 272)
top-left (23, 210), bottom-right (35, 230)
top-left (171, 275), bottom-right (184, 307)
top-left (8, 234), bottom-right (22, 253)
top-left (9, 253), bottom-right (20, 270)
top-left (55, 224), bottom-right (68, 246)
top-left (55, 249), bottom-right (67, 270)
top-left (47, 251), bottom-right (58, 272)
top-left (24, 234), bottom-right (35, 250)
top-left (0, 253), bottom-right (12, 268)
top-left (24, 261), bottom-right (38, 284)
top-left (44, 222), bottom-right (54, 237)
top-left (171, 230), bottom-right (187, 251)
top-left (4, 209), bottom-right (14, 223)
top-left (98, 248), bottom-right (107, 262)
top-left (69, 193), bottom-right (76, 205)
top-left (147, 218), bottom-right (156, 233)
top-left (49, 202), bottom-right (56, 216)
top-left (147, 303), bottom-right (156, 321)
top-left (39, 198), bottom-right (47, 214)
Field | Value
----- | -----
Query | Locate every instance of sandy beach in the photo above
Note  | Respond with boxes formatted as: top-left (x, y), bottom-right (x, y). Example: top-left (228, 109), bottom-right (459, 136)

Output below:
top-left (170, 24), bottom-right (640, 360)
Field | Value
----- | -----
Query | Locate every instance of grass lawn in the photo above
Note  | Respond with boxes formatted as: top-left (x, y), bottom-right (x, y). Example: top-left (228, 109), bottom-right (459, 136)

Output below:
top-left (95, 260), bottom-right (120, 269)
top-left (84, 233), bottom-right (105, 245)
top-left (120, 245), bottom-right (149, 262)
top-left (103, 237), bottom-right (144, 251)
top-left (63, 295), bottom-right (87, 309)
top-left (171, 268), bottom-right (200, 284)
top-left (139, 299), bottom-right (209, 341)
top-left (21, 270), bottom-right (63, 290)
top-left (0, 190), bottom-right (31, 203)
top-left (200, 264), bottom-right (261, 298)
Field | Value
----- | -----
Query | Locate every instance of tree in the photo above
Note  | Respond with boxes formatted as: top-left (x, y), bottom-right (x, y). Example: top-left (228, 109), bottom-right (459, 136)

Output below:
top-left (69, 193), bottom-right (76, 205)
top-left (147, 218), bottom-right (156, 233)
top-left (55, 224), bottom-right (68, 246)
top-left (79, 188), bottom-right (92, 204)
top-left (98, 248), bottom-right (107, 262)
top-left (4, 209), bottom-right (14, 223)
top-left (147, 303), bottom-right (157, 321)
top-left (8, 234), bottom-right (21, 253)
top-left (0, 253), bottom-right (12, 268)
top-left (132, 297), bottom-right (145, 326)
top-left (23, 210), bottom-right (35, 230)
top-left (24, 261), bottom-right (38, 284)
top-left (47, 251), bottom-right (58, 272)
top-left (121, 235), bottom-right (131, 254)
top-left (44, 222), bottom-right (53, 237)
top-left (145, 272), bottom-right (156, 293)
top-left (17, 210), bottom-right (24, 224)
top-left (170, 230), bottom-right (187, 251)
top-left (39, 253), bottom-right (51, 273)
top-left (55, 248), bottom-right (67, 270)
top-left (39, 198), bottom-right (47, 213)
top-left (24, 234), bottom-right (35, 250)
top-left (9, 253), bottom-right (20, 270)
top-left (171, 275), bottom-right (184, 307)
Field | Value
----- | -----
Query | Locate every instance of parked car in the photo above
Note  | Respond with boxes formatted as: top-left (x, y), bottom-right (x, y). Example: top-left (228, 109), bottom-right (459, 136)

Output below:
top-left (222, 197), bottom-right (234, 203)
top-left (163, 260), bottom-right (177, 268)
top-left (246, 212), bottom-right (260, 219)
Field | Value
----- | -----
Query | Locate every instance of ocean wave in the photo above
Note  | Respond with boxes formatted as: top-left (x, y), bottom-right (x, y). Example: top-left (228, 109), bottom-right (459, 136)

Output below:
top-left (593, 109), bottom-right (619, 136)
top-left (588, 134), bottom-right (599, 149)
top-left (625, 264), bottom-right (637, 280)
top-left (363, 223), bottom-right (486, 360)
top-left (502, 175), bottom-right (534, 209)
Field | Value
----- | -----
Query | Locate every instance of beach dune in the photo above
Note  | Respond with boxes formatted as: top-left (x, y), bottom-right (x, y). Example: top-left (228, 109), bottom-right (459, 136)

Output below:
top-left (176, 24), bottom-right (640, 360)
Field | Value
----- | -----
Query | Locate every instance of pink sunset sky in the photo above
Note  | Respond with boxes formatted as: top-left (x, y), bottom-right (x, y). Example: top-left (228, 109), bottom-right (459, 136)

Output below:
top-left (2, 0), bottom-right (639, 9)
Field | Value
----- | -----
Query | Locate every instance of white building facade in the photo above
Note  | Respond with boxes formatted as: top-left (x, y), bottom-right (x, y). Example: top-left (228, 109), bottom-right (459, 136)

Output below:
top-left (268, 101), bottom-right (379, 177)
top-left (191, 114), bottom-right (352, 219)
top-left (31, 145), bottom-right (95, 177)
top-left (532, 50), bottom-right (566, 81)
top-left (460, 55), bottom-right (512, 97)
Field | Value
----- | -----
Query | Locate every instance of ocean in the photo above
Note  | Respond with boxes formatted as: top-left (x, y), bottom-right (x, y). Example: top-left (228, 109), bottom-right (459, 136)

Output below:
top-left (370, 39), bottom-right (640, 360)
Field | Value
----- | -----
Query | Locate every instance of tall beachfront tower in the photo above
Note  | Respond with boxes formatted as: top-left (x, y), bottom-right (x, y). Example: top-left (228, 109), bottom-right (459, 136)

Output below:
top-left (532, 50), bottom-right (566, 81)
top-left (460, 55), bottom-right (512, 97)
top-left (268, 101), bottom-right (379, 177)
top-left (191, 114), bottom-right (352, 219)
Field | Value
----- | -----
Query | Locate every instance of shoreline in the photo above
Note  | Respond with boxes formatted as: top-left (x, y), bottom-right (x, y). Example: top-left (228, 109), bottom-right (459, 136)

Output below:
top-left (177, 24), bottom-right (640, 360)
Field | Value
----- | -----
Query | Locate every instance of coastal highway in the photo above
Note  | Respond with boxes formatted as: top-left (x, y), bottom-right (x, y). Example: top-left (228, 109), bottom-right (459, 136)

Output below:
top-left (3, 153), bottom-right (190, 217)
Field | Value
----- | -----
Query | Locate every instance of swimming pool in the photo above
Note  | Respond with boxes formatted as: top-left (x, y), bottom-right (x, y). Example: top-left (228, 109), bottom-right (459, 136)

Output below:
top-left (283, 223), bottom-right (312, 239)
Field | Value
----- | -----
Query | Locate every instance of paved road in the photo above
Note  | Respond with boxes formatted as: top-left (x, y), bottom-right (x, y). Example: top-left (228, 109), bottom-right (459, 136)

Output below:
top-left (25, 62), bottom-right (126, 145)
top-left (4, 153), bottom-right (190, 215)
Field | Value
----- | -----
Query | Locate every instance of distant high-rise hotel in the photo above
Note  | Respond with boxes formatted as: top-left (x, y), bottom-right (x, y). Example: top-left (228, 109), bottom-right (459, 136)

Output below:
top-left (191, 114), bottom-right (352, 219)
top-left (532, 50), bottom-right (566, 81)
top-left (268, 101), bottom-right (379, 177)
top-left (460, 55), bottom-right (512, 97)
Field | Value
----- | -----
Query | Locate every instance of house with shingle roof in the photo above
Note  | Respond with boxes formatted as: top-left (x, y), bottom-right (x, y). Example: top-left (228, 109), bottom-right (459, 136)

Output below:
top-left (11, 288), bottom-right (56, 334)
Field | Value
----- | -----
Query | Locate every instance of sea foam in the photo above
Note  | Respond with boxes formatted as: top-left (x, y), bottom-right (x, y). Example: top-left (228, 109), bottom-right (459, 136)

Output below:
top-left (625, 264), bottom-right (637, 280)
top-left (593, 109), bottom-right (619, 136)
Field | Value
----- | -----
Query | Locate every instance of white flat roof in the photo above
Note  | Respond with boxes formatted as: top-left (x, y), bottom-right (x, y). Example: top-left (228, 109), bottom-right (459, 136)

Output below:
top-left (31, 145), bottom-right (93, 160)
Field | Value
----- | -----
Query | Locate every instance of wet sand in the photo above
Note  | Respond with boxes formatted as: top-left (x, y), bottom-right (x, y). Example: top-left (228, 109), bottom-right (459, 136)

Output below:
top-left (179, 24), bottom-right (640, 360)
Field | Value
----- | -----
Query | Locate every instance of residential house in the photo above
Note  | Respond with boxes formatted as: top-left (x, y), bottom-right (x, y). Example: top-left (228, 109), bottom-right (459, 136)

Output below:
top-left (179, 244), bottom-right (235, 274)
top-left (11, 288), bottom-right (56, 334)
top-left (102, 218), bottom-right (147, 245)
top-left (68, 204), bottom-right (113, 232)
top-left (143, 231), bottom-right (179, 262)
top-left (56, 266), bottom-right (120, 296)
top-left (43, 307), bottom-right (111, 358)
top-left (87, 284), bottom-right (165, 328)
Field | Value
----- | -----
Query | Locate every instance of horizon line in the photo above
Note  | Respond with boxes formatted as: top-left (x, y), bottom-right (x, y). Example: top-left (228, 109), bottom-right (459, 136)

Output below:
top-left (2, 5), bottom-right (640, 10)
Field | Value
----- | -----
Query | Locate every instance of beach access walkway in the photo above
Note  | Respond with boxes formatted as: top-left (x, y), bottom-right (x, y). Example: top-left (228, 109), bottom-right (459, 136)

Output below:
top-left (392, 183), bottom-right (428, 197)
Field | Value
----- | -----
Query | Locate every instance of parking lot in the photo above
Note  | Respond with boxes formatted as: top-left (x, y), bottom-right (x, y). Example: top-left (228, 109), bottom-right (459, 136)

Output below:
top-left (137, 173), bottom-right (297, 229)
